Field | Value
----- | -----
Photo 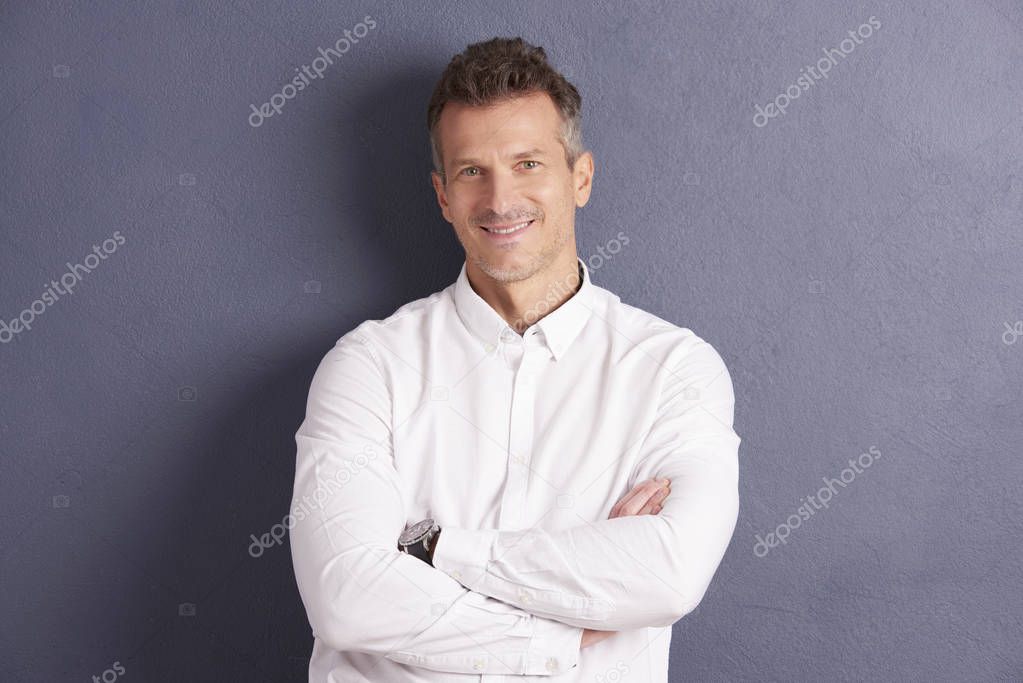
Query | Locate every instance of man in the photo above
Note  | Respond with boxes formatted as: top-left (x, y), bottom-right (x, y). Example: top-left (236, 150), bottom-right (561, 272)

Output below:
top-left (290, 37), bottom-right (741, 682)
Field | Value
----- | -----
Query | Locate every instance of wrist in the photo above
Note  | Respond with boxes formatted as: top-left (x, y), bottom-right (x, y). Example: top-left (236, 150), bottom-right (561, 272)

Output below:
top-left (427, 528), bottom-right (441, 564)
top-left (398, 519), bottom-right (440, 566)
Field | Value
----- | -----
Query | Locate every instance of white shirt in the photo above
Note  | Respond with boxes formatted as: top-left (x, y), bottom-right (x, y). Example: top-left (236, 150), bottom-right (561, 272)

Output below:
top-left (290, 256), bottom-right (741, 682)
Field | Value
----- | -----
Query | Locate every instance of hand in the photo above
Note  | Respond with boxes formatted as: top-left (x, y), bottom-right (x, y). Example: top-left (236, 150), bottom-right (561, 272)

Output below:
top-left (608, 477), bottom-right (672, 519)
top-left (580, 628), bottom-right (615, 649)
top-left (580, 478), bottom-right (673, 650)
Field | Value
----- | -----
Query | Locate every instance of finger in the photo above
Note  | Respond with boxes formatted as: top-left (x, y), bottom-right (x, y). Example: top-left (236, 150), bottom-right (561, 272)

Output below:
top-left (636, 483), bottom-right (671, 515)
top-left (610, 477), bottom-right (671, 518)
top-left (608, 482), bottom-right (641, 518)
top-left (638, 502), bottom-right (664, 516)
top-left (620, 479), bottom-right (670, 517)
top-left (627, 478), bottom-right (669, 516)
top-left (609, 478), bottom-right (660, 518)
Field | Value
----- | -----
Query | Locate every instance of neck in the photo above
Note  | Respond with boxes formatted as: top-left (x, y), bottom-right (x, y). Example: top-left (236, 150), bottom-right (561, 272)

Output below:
top-left (466, 251), bottom-right (582, 335)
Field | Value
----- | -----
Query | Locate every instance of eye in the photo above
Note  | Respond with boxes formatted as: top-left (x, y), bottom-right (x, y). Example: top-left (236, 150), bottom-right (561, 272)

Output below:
top-left (520, 160), bottom-right (541, 170)
top-left (460, 167), bottom-right (480, 177)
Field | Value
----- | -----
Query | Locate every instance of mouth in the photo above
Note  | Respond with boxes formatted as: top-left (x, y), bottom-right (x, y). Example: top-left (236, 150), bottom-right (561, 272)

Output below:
top-left (478, 219), bottom-right (535, 237)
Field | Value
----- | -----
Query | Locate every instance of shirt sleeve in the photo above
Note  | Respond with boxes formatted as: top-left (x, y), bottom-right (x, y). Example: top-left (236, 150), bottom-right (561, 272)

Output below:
top-left (289, 332), bottom-right (584, 676)
top-left (431, 336), bottom-right (741, 632)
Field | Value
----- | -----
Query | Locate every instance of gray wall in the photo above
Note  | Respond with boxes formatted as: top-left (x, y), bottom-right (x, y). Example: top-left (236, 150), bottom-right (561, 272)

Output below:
top-left (2, 1), bottom-right (1020, 681)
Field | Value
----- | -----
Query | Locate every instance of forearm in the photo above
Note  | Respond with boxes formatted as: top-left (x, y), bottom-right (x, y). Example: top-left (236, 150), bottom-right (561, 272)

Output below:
top-left (291, 442), bottom-right (586, 676)
top-left (433, 341), bottom-right (741, 631)
top-left (431, 453), bottom-right (739, 631)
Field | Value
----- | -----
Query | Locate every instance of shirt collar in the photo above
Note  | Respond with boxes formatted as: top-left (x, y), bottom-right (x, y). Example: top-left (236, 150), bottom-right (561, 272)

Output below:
top-left (452, 257), bottom-right (596, 361)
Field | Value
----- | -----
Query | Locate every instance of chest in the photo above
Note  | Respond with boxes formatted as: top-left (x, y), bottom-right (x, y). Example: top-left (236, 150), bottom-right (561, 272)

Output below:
top-left (390, 343), bottom-right (659, 532)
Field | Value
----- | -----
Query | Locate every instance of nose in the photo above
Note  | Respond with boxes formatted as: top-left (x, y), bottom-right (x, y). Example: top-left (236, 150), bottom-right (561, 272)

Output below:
top-left (481, 168), bottom-right (520, 217)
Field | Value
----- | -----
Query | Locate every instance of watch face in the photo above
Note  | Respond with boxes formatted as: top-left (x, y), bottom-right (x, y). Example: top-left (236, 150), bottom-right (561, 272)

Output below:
top-left (400, 518), bottom-right (434, 544)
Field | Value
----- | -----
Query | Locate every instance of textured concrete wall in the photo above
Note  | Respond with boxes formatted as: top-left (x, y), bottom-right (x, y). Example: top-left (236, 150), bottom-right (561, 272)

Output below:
top-left (1, 1), bottom-right (1020, 680)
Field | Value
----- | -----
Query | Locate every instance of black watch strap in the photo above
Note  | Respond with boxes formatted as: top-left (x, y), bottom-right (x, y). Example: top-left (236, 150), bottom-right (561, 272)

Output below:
top-left (402, 537), bottom-right (432, 565)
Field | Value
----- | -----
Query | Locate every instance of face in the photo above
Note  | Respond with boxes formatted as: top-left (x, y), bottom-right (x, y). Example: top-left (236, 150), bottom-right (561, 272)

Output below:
top-left (431, 91), bottom-right (594, 283)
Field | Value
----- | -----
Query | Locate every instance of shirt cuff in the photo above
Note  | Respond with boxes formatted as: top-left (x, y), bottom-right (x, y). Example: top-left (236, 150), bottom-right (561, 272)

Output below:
top-left (431, 526), bottom-right (498, 590)
top-left (525, 613), bottom-right (583, 675)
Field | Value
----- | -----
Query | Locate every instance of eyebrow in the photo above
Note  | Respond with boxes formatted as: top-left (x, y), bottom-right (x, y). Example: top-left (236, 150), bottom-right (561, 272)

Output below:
top-left (450, 147), bottom-right (547, 168)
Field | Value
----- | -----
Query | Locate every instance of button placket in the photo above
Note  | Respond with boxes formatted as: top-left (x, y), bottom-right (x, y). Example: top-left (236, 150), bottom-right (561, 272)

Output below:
top-left (499, 327), bottom-right (524, 372)
top-left (497, 347), bottom-right (544, 529)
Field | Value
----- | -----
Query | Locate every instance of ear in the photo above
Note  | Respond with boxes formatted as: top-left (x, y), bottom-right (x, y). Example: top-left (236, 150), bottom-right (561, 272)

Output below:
top-left (572, 151), bottom-right (594, 208)
top-left (431, 170), bottom-right (453, 223)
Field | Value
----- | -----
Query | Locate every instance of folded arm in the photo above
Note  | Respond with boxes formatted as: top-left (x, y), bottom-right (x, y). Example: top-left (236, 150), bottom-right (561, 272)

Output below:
top-left (290, 333), bottom-right (583, 676)
top-left (431, 338), bottom-right (741, 632)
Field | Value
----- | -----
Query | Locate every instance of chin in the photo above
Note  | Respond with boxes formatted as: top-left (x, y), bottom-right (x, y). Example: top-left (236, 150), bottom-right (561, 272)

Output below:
top-left (473, 255), bottom-right (540, 283)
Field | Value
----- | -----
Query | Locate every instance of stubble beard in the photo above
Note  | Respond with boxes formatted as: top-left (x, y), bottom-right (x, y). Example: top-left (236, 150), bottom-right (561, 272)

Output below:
top-left (462, 218), bottom-right (571, 284)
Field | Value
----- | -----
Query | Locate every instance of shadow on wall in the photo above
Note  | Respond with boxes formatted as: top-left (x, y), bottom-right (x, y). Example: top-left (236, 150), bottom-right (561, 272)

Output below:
top-left (72, 64), bottom-right (473, 679)
top-left (344, 63), bottom-right (467, 308)
top-left (233, 63), bottom-right (468, 674)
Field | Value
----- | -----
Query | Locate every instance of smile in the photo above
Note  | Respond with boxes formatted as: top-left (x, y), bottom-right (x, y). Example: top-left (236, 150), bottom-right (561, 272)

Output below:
top-left (480, 220), bottom-right (534, 234)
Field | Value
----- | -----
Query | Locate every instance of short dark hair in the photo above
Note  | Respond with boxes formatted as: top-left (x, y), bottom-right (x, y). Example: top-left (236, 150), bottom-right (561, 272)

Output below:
top-left (426, 37), bottom-right (584, 179)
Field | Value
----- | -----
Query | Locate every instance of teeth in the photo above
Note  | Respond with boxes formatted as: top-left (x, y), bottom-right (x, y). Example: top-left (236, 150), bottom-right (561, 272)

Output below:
top-left (484, 221), bottom-right (531, 234)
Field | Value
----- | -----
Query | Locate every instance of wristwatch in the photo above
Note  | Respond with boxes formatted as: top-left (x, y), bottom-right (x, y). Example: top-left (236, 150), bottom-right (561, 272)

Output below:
top-left (398, 518), bottom-right (440, 566)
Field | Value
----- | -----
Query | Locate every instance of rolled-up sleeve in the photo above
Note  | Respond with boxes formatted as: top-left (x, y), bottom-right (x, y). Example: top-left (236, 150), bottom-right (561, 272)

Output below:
top-left (432, 337), bottom-right (741, 632)
top-left (289, 331), bottom-right (583, 676)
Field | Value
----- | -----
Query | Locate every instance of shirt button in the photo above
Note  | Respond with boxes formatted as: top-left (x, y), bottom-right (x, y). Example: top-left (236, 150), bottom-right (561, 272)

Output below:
top-left (500, 328), bottom-right (518, 343)
top-left (473, 658), bottom-right (485, 670)
top-left (452, 570), bottom-right (461, 580)
top-left (546, 657), bottom-right (559, 672)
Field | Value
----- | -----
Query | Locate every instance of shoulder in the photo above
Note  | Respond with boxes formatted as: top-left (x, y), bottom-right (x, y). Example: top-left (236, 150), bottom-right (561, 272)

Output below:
top-left (329, 283), bottom-right (456, 364)
top-left (596, 285), bottom-right (730, 375)
top-left (600, 293), bottom-right (737, 429)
